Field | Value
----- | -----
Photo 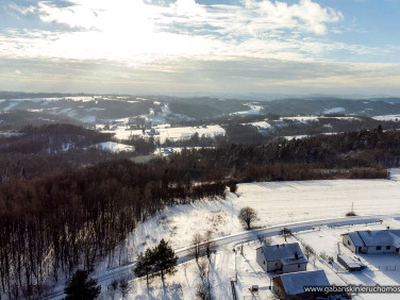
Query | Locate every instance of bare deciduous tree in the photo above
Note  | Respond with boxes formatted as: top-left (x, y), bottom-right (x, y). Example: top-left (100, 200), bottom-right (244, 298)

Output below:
top-left (196, 257), bottom-right (212, 300)
top-left (118, 279), bottom-right (131, 299)
top-left (281, 227), bottom-right (291, 242)
top-left (238, 206), bottom-right (257, 229)
top-left (204, 230), bottom-right (215, 259)
top-left (192, 233), bottom-right (203, 261)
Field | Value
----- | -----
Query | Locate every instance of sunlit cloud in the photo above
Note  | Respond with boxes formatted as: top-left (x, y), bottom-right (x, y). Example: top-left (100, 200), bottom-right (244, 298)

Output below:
top-left (2, 0), bottom-right (348, 63)
top-left (0, 0), bottom-right (399, 95)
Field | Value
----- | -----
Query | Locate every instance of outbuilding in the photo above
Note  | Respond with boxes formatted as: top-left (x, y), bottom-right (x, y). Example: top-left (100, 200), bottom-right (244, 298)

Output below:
top-left (337, 254), bottom-right (364, 271)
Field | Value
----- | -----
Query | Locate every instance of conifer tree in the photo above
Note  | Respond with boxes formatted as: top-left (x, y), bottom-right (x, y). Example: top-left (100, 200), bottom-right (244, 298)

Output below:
top-left (153, 239), bottom-right (178, 280)
top-left (134, 248), bottom-right (155, 284)
top-left (64, 269), bottom-right (101, 300)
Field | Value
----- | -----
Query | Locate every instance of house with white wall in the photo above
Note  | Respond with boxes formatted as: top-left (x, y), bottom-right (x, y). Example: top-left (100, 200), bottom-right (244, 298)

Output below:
top-left (256, 243), bottom-right (308, 273)
top-left (342, 230), bottom-right (400, 254)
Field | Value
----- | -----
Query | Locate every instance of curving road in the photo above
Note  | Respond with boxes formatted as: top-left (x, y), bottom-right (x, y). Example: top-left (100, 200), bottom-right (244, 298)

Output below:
top-left (45, 214), bottom-right (398, 299)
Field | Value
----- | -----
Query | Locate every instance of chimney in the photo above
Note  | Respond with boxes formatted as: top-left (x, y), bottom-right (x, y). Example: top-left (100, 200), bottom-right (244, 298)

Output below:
top-left (276, 245), bottom-right (279, 248)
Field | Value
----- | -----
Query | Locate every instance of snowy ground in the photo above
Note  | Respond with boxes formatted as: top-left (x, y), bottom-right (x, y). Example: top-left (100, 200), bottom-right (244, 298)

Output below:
top-left (295, 221), bottom-right (400, 300)
top-left (93, 169), bottom-right (400, 299)
top-left (91, 141), bottom-right (135, 153)
top-left (230, 103), bottom-right (263, 115)
top-left (373, 115), bottom-right (400, 122)
top-left (102, 124), bottom-right (225, 143)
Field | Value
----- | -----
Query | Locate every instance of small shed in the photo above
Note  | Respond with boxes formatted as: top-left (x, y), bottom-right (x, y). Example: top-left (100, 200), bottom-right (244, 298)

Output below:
top-left (337, 254), bottom-right (364, 271)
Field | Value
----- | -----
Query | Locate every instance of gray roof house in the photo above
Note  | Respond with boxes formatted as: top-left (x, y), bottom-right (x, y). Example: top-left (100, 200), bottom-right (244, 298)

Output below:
top-left (342, 230), bottom-right (400, 254)
top-left (272, 270), bottom-right (330, 300)
top-left (256, 243), bottom-right (308, 273)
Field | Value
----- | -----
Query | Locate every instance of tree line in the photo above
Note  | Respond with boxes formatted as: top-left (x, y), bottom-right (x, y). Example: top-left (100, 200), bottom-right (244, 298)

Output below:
top-left (171, 126), bottom-right (397, 182)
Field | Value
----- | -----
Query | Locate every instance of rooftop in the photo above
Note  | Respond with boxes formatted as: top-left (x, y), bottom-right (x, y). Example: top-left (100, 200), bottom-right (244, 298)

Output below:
top-left (338, 254), bottom-right (364, 269)
top-left (275, 270), bottom-right (330, 295)
top-left (348, 230), bottom-right (400, 247)
top-left (260, 243), bottom-right (308, 265)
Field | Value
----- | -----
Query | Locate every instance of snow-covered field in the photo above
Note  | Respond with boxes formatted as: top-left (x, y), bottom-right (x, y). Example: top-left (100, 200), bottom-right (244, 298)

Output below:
top-left (373, 115), bottom-right (400, 122)
top-left (235, 171), bottom-right (400, 227)
top-left (92, 141), bottom-right (135, 153)
top-left (282, 116), bottom-right (360, 123)
top-left (230, 103), bottom-right (263, 115)
top-left (91, 169), bottom-right (400, 299)
top-left (105, 124), bottom-right (226, 143)
top-left (324, 107), bottom-right (346, 114)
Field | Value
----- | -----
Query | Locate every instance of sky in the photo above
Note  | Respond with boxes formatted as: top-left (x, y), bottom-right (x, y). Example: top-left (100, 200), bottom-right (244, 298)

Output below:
top-left (0, 0), bottom-right (399, 96)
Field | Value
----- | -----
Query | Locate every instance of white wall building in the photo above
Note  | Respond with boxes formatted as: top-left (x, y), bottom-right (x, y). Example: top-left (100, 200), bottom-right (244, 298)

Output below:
top-left (256, 243), bottom-right (308, 273)
top-left (342, 230), bottom-right (400, 254)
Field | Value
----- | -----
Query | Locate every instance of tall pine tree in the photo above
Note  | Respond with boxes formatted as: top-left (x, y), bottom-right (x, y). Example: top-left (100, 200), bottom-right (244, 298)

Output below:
top-left (64, 269), bottom-right (101, 300)
top-left (154, 239), bottom-right (178, 279)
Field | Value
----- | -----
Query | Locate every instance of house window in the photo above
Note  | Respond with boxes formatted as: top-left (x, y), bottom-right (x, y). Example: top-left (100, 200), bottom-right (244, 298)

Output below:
top-left (377, 246), bottom-right (382, 250)
top-left (386, 246), bottom-right (391, 250)
top-left (348, 240), bottom-right (351, 246)
top-left (263, 260), bottom-right (265, 265)
top-left (298, 264), bottom-right (301, 268)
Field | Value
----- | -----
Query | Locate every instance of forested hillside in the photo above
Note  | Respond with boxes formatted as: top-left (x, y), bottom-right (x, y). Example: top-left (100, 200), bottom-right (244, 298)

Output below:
top-left (174, 126), bottom-right (395, 182)
top-left (0, 123), bottom-right (125, 181)
top-left (0, 158), bottom-right (227, 299)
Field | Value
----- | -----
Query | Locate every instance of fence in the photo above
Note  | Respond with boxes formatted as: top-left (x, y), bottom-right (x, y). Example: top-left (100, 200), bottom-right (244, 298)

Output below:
top-left (378, 265), bottom-right (400, 271)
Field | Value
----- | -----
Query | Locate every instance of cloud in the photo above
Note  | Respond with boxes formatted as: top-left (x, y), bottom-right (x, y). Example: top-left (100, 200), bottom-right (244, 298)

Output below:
top-left (173, 0), bottom-right (206, 16)
top-left (242, 0), bottom-right (343, 35)
top-left (1, 0), bottom-right (398, 95)
top-left (8, 3), bottom-right (36, 15)
top-left (21, 0), bottom-right (343, 36)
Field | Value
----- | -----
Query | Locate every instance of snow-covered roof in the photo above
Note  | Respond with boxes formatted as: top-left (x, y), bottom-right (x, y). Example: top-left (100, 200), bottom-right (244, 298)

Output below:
top-left (348, 232), bottom-right (365, 248)
top-left (337, 254), bottom-right (363, 269)
top-left (389, 232), bottom-right (400, 248)
top-left (349, 230), bottom-right (400, 247)
top-left (261, 243), bottom-right (307, 265)
top-left (276, 270), bottom-right (330, 295)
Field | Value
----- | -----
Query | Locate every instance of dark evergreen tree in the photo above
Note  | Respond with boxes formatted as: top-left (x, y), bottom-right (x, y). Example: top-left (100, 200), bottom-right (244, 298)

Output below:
top-left (64, 269), bottom-right (101, 300)
top-left (153, 239), bottom-right (178, 280)
top-left (134, 248), bottom-right (155, 284)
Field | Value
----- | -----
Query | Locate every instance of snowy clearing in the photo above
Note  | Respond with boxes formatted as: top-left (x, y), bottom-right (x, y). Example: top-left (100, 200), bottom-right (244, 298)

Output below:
top-left (91, 142), bottom-right (135, 153)
top-left (373, 115), bottom-right (400, 121)
top-left (324, 107), bottom-right (346, 114)
top-left (230, 103), bottom-right (263, 116)
top-left (107, 124), bottom-right (226, 143)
